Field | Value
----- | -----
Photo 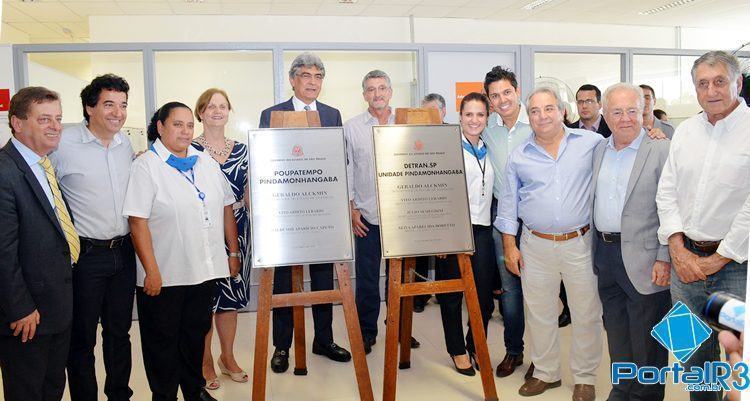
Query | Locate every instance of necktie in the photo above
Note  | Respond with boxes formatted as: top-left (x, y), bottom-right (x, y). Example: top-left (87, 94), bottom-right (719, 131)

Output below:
top-left (304, 105), bottom-right (311, 111)
top-left (39, 157), bottom-right (80, 263)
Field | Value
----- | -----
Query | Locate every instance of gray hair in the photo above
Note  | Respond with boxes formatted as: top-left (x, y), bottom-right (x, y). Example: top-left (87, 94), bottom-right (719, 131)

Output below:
top-left (526, 86), bottom-right (565, 113)
top-left (288, 52), bottom-right (325, 80)
top-left (691, 50), bottom-right (741, 85)
top-left (361, 70), bottom-right (391, 91)
top-left (602, 83), bottom-right (645, 112)
top-left (422, 93), bottom-right (446, 110)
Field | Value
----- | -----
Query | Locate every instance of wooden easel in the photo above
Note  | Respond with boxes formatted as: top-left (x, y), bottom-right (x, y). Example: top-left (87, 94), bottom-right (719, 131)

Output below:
top-left (251, 110), bottom-right (373, 401)
top-left (380, 109), bottom-right (499, 401)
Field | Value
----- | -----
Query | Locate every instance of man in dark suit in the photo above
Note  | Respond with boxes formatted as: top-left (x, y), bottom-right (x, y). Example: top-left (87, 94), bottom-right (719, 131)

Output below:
top-left (591, 83), bottom-right (672, 401)
top-left (566, 84), bottom-right (612, 138)
top-left (0, 86), bottom-right (80, 401)
top-left (258, 52), bottom-right (350, 373)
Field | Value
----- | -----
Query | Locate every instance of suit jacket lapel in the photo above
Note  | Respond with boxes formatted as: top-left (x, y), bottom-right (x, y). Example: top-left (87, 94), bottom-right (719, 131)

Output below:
top-left (624, 137), bottom-right (652, 205)
top-left (591, 140), bottom-right (606, 200)
top-left (4, 142), bottom-right (65, 237)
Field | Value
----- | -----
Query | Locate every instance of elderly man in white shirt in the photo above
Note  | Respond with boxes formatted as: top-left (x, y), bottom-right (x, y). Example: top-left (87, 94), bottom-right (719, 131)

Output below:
top-left (656, 50), bottom-right (750, 401)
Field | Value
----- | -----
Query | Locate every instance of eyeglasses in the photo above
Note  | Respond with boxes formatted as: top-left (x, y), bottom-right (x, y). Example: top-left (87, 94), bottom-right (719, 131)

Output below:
top-left (608, 109), bottom-right (640, 119)
top-left (576, 99), bottom-right (598, 106)
top-left (296, 72), bottom-right (324, 81)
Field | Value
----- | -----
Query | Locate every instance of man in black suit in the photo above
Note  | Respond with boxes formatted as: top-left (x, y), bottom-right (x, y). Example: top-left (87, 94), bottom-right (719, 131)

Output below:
top-left (258, 52), bottom-right (350, 373)
top-left (0, 87), bottom-right (79, 401)
top-left (566, 84), bottom-right (612, 138)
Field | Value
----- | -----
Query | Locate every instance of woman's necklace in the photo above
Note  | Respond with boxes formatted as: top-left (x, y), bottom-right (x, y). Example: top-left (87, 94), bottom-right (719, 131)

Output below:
top-left (196, 134), bottom-right (232, 158)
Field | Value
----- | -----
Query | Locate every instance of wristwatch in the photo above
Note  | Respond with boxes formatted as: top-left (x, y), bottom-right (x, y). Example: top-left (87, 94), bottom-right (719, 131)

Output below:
top-left (229, 252), bottom-right (241, 258)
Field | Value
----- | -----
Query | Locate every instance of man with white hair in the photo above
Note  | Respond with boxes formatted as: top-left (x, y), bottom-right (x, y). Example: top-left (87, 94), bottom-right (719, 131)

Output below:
top-left (496, 87), bottom-right (604, 401)
top-left (656, 50), bottom-right (750, 401)
top-left (592, 83), bottom-right (672, 401)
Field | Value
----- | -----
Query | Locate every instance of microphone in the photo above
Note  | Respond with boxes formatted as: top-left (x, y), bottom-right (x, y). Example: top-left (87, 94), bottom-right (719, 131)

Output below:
top-left (704, 291), bottom-right (745, 336)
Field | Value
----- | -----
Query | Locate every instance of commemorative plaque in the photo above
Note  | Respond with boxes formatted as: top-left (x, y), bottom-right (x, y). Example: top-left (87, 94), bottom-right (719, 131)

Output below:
top-left (248, 127), bottom-right (354, 268)
top-left (373, 124), bottom-right (474, 258)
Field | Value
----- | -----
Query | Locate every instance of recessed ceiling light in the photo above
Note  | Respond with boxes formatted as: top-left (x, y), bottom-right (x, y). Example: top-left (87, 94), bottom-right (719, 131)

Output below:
top-left (522, 0), bottom-right (556, 10)
top-left (638, 0), bottom-right (698, 15)
top-left (339, 0), bottom-right (357, 3)
top-left (185, 0), bottom-right (205, 3)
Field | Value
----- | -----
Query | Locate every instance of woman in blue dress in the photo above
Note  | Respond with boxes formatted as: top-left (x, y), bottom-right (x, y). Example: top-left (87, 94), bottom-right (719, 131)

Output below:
top-left (192, 88), bottom-right (250, 389)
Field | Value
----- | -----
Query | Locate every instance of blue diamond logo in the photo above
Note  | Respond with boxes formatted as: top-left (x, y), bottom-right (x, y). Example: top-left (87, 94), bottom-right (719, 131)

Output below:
top-left (651, 301), bottom-right (712, 363)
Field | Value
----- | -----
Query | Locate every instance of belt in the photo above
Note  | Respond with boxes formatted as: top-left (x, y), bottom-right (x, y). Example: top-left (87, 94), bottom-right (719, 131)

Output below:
top-left (683, 234), bottom-right (720, 254)
top-left (596, 231), bottom-right (621, 243)
top-left (529, 225), bottom-right (590, 242)
top-left (81, 235), bottom-right (129, 249)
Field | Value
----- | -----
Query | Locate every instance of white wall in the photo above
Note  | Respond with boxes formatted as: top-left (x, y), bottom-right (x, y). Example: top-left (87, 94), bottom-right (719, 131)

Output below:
top-left (0, 44), bottom-right (14, 145)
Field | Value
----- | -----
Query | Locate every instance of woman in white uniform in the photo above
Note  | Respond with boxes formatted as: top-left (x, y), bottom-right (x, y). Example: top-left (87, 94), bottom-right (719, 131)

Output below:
top-left (436, 92), bottom-right (496, 377)
top-left (123, 101), bottom-right (240, 401)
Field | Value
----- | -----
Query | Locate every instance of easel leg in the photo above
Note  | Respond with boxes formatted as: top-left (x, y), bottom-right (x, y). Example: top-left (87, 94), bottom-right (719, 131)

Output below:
top-left (336, 262), bottom-right (374, 401)
top-left (458, 254), bottom-right (498, 401)
top-left (291, 265), bottom-right (307, 375)
top-left (252, 268), bottom-right (274, 401)
top-left (382, 258), bottom-right (403, 401)
top-left (398, 258), bottom-right (416, 370)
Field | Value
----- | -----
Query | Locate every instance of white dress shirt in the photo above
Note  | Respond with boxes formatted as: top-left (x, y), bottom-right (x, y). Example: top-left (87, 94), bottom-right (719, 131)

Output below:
top-left (462, 137), bottom-right (494, 226)
top-left (292, 96), bottom-right (317, 112)
top-left (51, 122), bottom-right (133, 239)
top-left (344, 109), bottom-right (395, 225)
top-left (656, 101), bottom-right (750, 263)
top-left (11, 137), bottom-right (54, 208)
top-left (123, 139), bottom-right (234, 287)
top-left (594, 131), bottom-right (644, 233)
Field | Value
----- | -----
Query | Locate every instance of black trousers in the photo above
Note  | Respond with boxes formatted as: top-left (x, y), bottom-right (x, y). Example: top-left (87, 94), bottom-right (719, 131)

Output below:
top-left (68, 236), bottom-right (136, 401)
top-left (436, 225), bottom-right (496, 356)
top-left (272, 263), bottom-right (334, 349)
top-left (136, 281), bottom-right (215, 401)
top-left (594, 236), bottom-right (671, 401)
top-left (0, 328), bottom-right (71, 401)
top-left (413, 256), bottom-right (432, 307)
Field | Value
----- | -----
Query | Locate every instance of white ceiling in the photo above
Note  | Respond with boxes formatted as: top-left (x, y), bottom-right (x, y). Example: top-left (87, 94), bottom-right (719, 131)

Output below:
top-left (2, 0), bottom-right (749, 42)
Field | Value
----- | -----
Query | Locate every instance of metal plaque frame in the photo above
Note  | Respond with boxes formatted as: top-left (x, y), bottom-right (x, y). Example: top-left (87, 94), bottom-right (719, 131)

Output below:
top-left (373, 124), bottom-right (474, 259)
top-left (248, 127), bottom-right (354, 268)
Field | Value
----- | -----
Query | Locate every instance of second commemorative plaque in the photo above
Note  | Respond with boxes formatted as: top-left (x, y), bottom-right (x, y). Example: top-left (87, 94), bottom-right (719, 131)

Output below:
top-left (373, 124), bottom-right (474, 258)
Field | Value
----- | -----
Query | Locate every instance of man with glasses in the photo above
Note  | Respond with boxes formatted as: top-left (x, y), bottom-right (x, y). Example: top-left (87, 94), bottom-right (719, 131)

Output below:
top-left (656, 50), bottom-right (750, 401)
top-left (259, 52), bottom-right (350, 374)
top-left (566, 84), bottom-right (612, 138)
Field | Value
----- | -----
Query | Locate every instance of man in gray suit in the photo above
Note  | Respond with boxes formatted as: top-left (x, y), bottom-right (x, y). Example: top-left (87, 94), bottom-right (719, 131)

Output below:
top-left (591, 83), bottom-right (672, 401)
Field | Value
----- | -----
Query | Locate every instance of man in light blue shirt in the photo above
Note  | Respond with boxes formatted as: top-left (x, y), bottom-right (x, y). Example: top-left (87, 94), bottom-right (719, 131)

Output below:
top-left (495, 87), bottom-right (604, 401)
top-left (480, 66), bottom-right (535, 379)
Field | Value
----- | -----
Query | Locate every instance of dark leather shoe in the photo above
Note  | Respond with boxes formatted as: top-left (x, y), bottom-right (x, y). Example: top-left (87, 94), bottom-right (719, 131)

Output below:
top-left (312, 341), bottom-right (351, 362)
top-left (572, 384), bottom-right (595, 401)
top-left (198, 389), bottom-right (218, 401)
top-left (413, 302), bottom-right (426, 313)
top-left (363, 337), bottom-right (376, 355)
top-left (524, 363), bottom-right (535, 381)
top-left (410, 336), bottom-right (421, 349)
top-left (270, 348), bottom-right (289, 373)
top-left (495, 353), bottom-right (523, 377)
top-left (451, 355), bottom-right (476, 377)
top-left (518, 377), bottom-right (561, 396)
top-left (558, 311), bottom-right (571, 327)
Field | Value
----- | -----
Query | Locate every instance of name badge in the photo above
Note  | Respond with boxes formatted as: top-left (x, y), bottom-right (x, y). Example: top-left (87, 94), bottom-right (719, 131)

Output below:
top-left (201, 203), bottom-right (212, 228)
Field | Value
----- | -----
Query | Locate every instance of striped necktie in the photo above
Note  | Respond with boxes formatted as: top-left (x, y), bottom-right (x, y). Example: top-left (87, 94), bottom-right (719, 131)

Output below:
top-left (38, 156), bottom-right (80, 263)
top-left (304, 105), bottom-right (311, 111)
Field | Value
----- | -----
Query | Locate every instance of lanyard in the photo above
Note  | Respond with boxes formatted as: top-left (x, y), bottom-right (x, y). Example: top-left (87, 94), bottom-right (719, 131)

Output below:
top-left (467, 142), bottom-right (487, 197)
top-left (177, 168), bottom-right (206, 202)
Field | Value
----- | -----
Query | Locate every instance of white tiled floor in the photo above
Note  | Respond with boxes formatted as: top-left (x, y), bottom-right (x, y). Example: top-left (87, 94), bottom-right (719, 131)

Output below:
top-left (33, 301), bottom-right (690, 400)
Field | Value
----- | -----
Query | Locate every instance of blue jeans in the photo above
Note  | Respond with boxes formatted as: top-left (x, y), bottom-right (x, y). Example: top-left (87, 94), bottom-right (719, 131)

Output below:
top-left (493, 227), bottom-right (525, 356)
top-left (670, 257), bottom-right (747, 401)
top-left (354, 219), bottom-right (382, 340)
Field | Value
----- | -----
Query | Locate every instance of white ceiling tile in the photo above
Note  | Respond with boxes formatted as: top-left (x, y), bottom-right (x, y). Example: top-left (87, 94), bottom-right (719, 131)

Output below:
top-left (55, 21), bottom-right (90, 37)
top-left (271, 0), bottom-right (323, 4)
top-left (417, 0), bottom-right (470, 6)
top-left (10, 2), bottom-right (85, 22)
top-left (2, 3), bottom-right (37, 22)
top-left (268, 3), bottom-right (320, 15)
top-left (7, 21), bottom-right (65, 37)
top-left (360, 4), bottom-right (412, 16)
top-left (316, 3), bottom-right (367, 15)
top-left (220, 3), bottom-right (270, 13)
top-left (370, 0), bottom-right (421, 5)
top-left (321, 0), bottom-right (373, 4)
top-left (62, 2), bottom-right (124, 16)
top-left (168, 2), bottom-right (223, 14)
top-left (221, 0), bottom-right (270, 3)
top-left (443, 6), bottom-right (490, 19)
top-left (117, 2), bottom-right (174, 14)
